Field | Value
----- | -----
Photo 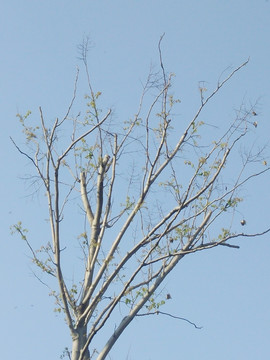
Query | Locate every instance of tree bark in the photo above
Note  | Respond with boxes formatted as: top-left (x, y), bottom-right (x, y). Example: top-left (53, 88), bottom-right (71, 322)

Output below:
top-left (71, 325), bottom-right (90, 360)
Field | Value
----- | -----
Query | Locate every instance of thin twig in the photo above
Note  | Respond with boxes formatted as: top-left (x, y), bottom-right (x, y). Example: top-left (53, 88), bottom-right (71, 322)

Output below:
top-left (136, 310), bottom-right (203, 329)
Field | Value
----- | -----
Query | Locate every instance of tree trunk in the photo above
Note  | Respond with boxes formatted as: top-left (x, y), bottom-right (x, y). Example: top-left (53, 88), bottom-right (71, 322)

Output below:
top-left (71, 325), bottom-right (90, 360)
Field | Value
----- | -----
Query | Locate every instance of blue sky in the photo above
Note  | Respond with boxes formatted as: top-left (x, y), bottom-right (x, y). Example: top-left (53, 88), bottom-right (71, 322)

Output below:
top-left (1, 1), bottom-right (270, 359)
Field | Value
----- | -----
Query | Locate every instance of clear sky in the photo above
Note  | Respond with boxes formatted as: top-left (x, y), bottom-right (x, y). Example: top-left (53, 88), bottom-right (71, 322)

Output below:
top-left (1, 1), bottom-right (270, 359)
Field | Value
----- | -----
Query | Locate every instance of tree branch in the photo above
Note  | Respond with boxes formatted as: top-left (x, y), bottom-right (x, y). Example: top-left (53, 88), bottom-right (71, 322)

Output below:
top-left (136, 310), bottom-right (202, 329)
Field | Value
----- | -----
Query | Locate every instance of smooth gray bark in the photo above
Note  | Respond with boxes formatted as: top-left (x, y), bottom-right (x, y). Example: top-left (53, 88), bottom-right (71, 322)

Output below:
top-left (71, 326), bottom-right (90, 360)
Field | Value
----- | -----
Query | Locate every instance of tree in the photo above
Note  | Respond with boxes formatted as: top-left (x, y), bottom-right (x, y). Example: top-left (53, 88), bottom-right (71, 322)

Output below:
top-left (11, 37), bottom-right (270, 360)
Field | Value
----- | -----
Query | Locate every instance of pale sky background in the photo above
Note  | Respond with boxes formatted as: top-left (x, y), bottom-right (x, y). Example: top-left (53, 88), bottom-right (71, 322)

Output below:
top-left (1, 1), bottom-right (270, 359)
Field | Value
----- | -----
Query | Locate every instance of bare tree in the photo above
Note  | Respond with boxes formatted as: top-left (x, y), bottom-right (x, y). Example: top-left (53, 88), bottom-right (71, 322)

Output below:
top-left (11, 38), bottom-right (270, 360)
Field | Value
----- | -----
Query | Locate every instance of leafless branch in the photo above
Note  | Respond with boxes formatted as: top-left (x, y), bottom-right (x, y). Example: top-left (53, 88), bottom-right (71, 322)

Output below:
top-left (136, 310), bottom-right (203, 329)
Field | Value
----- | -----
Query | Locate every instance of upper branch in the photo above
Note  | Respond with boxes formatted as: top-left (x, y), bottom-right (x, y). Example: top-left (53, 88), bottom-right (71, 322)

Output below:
top-left (57, 109), bottom-right (111, 165)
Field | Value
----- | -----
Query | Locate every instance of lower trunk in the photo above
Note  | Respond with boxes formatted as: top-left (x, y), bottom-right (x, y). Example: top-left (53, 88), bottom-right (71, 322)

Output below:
top-left (71, 325), bottom-right (90, 360)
